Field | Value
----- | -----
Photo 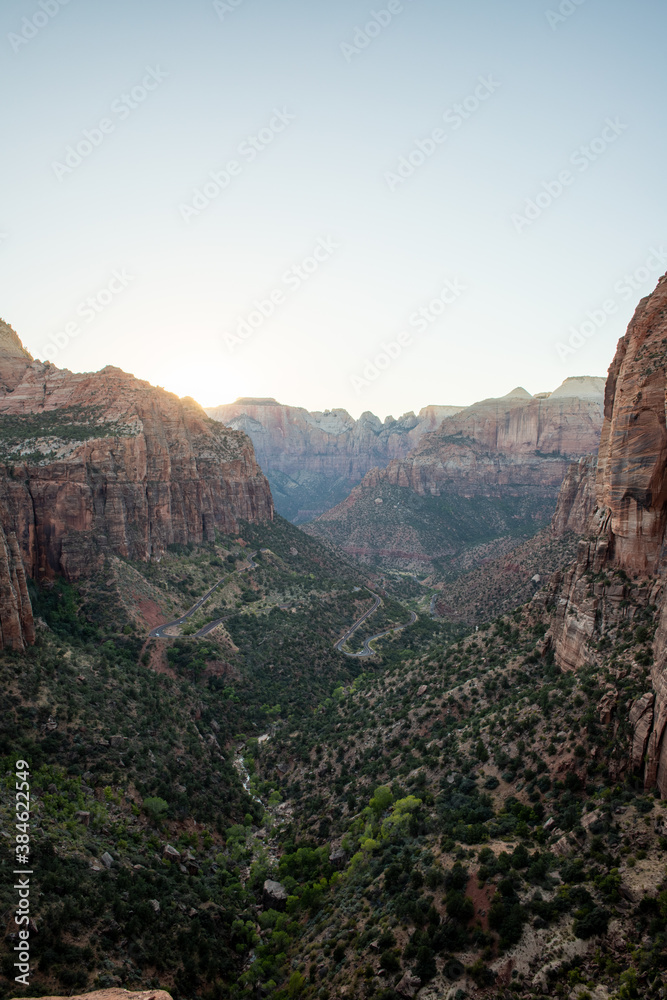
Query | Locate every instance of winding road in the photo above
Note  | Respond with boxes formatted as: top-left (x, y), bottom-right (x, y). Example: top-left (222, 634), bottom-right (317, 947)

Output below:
top-left (149, 562), bottom-right (417, 656)
top-left (334, 589), bottom-right (417, 658)
top-left (149, 552), bottom-right (258, 638)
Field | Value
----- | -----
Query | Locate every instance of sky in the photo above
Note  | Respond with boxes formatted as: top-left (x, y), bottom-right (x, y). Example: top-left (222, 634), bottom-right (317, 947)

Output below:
top-left (1, 0), bottom-right (666, 419)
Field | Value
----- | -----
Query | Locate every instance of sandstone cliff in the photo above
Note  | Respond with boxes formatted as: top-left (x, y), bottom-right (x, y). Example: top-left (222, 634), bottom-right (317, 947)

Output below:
top-left (305, 378), bottom-right (605, 568)
top-left (0, 323), bottom-right (273, 648)
top-left (205, 397), bottom-right (463, 522)
top-left (547, 274), bottom-right (667, 795)
top-left (366, 376), bottom-right (605, 497)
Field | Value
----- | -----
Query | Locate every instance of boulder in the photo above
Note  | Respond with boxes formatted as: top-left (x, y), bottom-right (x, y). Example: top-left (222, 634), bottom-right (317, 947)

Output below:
top-left (100, 852), bottom-right (114, 869)
top-left (263, 879), bottom-right (288, 910)
top-left (163, 844), bottom-right (181, 861)
top-left (74, 811), bottom-right (90, 826)
top-left (552, 836), bottom-right (571, 857)
top-left (396, 972), bottom-right (421, 998)
top-left (329, 848), bottom-right (347, 869)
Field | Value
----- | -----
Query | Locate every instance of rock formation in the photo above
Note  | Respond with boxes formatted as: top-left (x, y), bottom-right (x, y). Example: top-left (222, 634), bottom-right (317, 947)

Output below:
top-left (206, 397), bottom-right (463, 522)
top-left (547, 274), bottom-right (667, 795)
top-left (0, 321), bottom-right (273, 648)
top-left (0, 520), bottom-right (35, 650)
top-left (551, 455), bottom-right (599, 537)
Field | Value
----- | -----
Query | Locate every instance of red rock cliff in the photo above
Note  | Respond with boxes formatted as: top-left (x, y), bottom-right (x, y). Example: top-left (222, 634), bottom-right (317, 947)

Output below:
top-left (0, 322), bottom-right (273, 647)
top-left (549, 274), bottom-right (667, 795)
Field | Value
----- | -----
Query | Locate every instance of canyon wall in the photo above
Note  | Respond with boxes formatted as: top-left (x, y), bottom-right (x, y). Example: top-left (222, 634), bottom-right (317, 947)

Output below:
top-left (0, 320), bottom-right (273, 648)
top-left (547, 275), bottom-right (667, 795)
top-left (362, 377), bottom-right (606, 497)
top-left (305, 377), bottom-right (605, 568)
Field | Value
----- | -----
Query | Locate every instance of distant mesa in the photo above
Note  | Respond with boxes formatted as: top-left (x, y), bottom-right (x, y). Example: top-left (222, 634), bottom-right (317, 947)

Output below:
top-left (549, 375), bottom-right (606, 399)
top-left (206, 378), bottom-right (605, 525)
top-left (304, 372), bottom-right (608, 571)
top-left (234, 396), bottom-right (279, 405)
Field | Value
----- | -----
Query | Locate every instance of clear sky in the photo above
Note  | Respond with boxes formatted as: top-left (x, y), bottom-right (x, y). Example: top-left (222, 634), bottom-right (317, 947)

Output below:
top-left (1, 0), bottom-right (666, 418)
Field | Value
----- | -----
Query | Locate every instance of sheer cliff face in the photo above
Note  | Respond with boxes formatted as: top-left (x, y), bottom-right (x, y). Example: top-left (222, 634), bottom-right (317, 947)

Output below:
top-left (595, 278), bottom-right (667, 575)
top-left (548, 274), bottom-right (667, 795)
top-left (0, 322), bottom-right (273, 648)
top-left (205, 398), bottom-right (464, 481)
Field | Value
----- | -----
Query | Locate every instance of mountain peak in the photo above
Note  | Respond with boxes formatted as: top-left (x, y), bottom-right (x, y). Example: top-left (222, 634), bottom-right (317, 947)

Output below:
top-left (502, 386), bottom-right (533, 399)
top-left (0, 317), bottom-right (34, 392)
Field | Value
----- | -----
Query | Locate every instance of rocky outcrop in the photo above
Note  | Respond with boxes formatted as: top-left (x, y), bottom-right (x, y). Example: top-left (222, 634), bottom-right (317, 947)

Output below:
top-left (10, 992), bottom-right (173, 1000)
top-left (551, 456), bottom-right (598, 537)
top-left (263, 879), bottom-right (288, 910)
top-left (0, 318), bottom-right (33, 392)
top-left (548, 274), bottom-right (667, 794)
top-left (205, 397), bottom-right (463, 522)
top-left (0, 324), bottom-right (273, 647)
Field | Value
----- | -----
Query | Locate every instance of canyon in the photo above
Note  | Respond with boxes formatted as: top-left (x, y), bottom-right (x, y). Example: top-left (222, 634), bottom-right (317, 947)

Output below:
top-left (205, 397), bottom-right (463, 522)
top-left (3, 279), bottom-right (667, 998)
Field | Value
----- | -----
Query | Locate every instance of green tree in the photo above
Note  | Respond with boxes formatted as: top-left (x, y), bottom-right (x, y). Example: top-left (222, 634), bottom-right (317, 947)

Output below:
top-left (143, 796), bottom-right (169, 824)
top-left (370, 785), bottom-right (393, 816)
